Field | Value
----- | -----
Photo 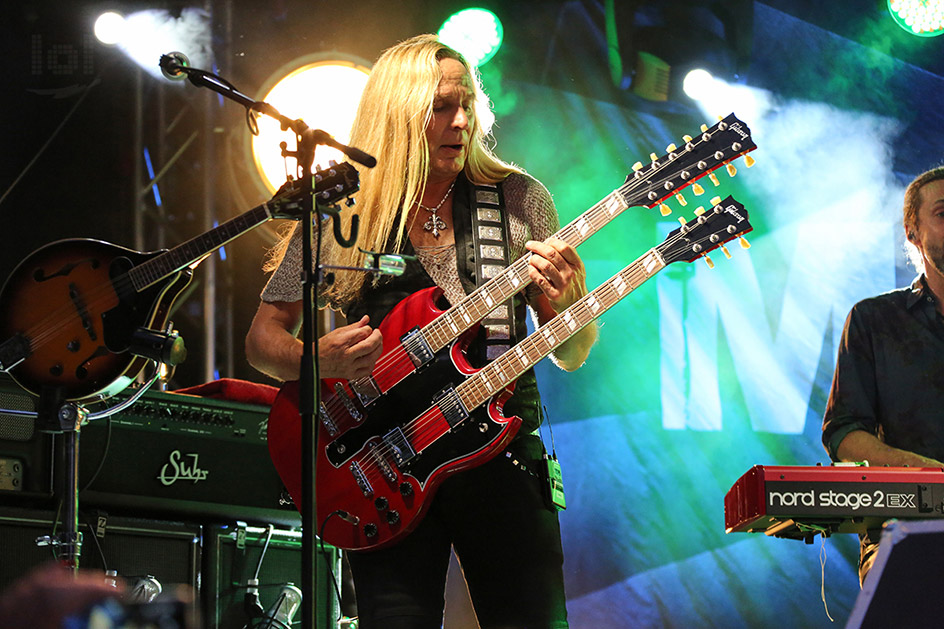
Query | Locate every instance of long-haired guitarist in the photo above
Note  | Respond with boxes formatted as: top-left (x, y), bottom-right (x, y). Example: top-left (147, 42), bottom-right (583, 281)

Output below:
top-left (245, 35), bottom-right (597, 628)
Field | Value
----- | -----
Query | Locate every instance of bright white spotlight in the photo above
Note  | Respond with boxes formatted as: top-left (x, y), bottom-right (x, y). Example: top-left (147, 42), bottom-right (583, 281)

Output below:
top-left (249, 57), bottom-right (371, 195)
top-left (691, 77), bottom-right (772, 129)
top-left (438, 8), bottom-right (504, 67)
top-left (114, 8), bottom-right (212, 80)
top-left (682, 68), bottom-right (716, 101)
top-left (94, 11), bottom-right (126, 46)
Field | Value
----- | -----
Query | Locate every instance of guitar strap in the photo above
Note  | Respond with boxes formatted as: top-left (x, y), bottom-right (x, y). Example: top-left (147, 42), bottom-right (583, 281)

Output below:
top-left (454, 179), bottom-right (519, 360)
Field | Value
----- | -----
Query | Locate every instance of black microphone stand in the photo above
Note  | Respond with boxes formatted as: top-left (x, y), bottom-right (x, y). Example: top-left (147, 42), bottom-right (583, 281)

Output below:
top-left (159, 54), bottom-right (373, 629)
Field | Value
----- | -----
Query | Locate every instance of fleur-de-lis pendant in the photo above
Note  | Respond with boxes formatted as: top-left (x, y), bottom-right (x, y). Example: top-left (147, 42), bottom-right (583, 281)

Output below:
top-left (424, 213), bottom-right (447, 238)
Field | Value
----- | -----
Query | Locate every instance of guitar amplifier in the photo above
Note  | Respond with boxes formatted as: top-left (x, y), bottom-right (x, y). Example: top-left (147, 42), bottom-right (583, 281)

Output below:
top-left (0, 375), bottom-right (300, 526)
top-left (78, 388), bottom-right (300, 526)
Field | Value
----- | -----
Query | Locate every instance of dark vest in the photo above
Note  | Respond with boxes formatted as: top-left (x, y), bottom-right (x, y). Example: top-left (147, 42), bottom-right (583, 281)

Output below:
top-left (346, 174), bottom-right (543, 433)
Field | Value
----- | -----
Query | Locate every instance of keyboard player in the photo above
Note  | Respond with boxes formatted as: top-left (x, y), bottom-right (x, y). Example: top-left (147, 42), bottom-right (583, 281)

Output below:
top-left (821, 166), bottom-right (944, 585)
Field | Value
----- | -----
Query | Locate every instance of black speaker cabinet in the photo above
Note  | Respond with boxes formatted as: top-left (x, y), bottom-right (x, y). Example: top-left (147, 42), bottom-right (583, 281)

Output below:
top-left (204, 523), bottom-right (341, 629)
top-left (0, 379), bottom-right (54, 499)
top-left (847, 519), bottom-right (944, 628)
top-left (0, 506), bottom-right (201, 595)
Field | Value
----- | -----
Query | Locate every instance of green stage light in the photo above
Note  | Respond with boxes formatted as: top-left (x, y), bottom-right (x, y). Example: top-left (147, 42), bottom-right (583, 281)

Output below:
top-left (888, 0), bottom-right (944, 37)
top-left (438, 8), bottom-right (503, 67)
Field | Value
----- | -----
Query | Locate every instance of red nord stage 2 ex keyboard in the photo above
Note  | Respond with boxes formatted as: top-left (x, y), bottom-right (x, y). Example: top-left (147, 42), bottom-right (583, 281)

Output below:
top-left (724, 465), bottom-right (944, 542)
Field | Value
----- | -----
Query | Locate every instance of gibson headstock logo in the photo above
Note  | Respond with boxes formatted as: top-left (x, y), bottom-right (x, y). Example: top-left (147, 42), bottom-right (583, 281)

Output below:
top-left (158, 450), bottom-right (209, 486)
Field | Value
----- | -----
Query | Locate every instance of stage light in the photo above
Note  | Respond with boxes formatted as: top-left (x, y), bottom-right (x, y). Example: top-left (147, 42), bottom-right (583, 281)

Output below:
top-left (888, 0), bottom-right (944, 36)
top-left (682, 68), bottom-right (715, 101)
top-left (102, 8), bottom-right (212, 80)
top-left (248, 56), bottom-right (371, 195)
top-left (614, 2), bottom-right (752, 103)
top-left (437, 8), bottom-right (503, 67)
top-left (94, 11), bottom-right (126, 45)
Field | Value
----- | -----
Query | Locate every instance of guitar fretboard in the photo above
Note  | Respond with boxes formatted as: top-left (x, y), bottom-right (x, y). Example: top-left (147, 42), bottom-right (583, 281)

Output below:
top-left (129, 203), bottom-right (272, 291)
top-left (458, 247), bottom-right (667, 411)
top-left (421, 190), bottom-right (632, 351)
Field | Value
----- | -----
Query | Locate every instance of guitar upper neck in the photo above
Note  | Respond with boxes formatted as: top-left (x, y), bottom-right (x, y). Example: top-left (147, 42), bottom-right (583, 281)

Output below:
top-left (457, 247), bottom-right (667, 411)
top-left (129, 202), bottom-right (272, 291)
top-left (421, 190), bottom-right (632, 352)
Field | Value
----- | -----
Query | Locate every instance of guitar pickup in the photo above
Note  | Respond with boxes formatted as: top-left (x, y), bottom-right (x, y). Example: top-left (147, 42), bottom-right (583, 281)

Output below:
top-left (433, 386), bottom-right (469, 429)
top-left (382, 427), bottom-right (416, 468)
top-left (401, 327), bottom-right (433, 368)
top-left (351, 376), bottom-right (382, 403)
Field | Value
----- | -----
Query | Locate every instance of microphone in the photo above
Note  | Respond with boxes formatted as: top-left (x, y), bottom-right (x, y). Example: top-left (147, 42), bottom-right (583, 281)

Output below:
top-left (309, 129), bottom-right (377, 168)
top-left (127, 575), bottom-right (163, 603)
top-left (159, 52), bottom-right (191, 81)
top-left (258, 584), bottom-right (302, 629)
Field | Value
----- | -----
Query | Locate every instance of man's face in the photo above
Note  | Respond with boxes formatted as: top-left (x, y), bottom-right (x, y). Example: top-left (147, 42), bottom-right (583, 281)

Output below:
top-left (912, 178), bottom-right (944, 279)
top-left (425, 57), bottom-right (473, 184)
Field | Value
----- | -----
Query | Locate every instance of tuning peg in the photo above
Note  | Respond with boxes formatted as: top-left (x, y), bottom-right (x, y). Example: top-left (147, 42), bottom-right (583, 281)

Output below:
top-left (659, 203), bottom-right (671, 216)
top-left (743, 154), bottom-right (756, 168)
top-left (682, 134), bottom-right (693, 143)
top-left (632, 161), bottom-right (643, 171)
top-left (739, 236), bottom-right (751, 249)
top-left (704, 255), bottom-right (715, 269)
top-left (709, 172), bottom-right (720, 187)
top-left (649, 152), bottom-right (659, 163)
top-left (726, 163), bottom-right (737, 177)
top-left (720, 245), bottom-right (732, 259)
top-left (678, 216), bottom-right (687, 226)
top-left (694, 206), bottom-right (706, 216)
top-left (710, 196), bottom-right (722, 206)
top-left (666, 143), bottom-right (677, 153)
top-left (692, 182), bottom-right (705, 196)
top-left (700, 124), bottom-right (709, 133)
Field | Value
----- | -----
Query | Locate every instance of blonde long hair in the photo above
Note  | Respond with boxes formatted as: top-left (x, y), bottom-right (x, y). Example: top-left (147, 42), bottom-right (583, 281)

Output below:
top-left (266, 34), bottom-right (520, 308)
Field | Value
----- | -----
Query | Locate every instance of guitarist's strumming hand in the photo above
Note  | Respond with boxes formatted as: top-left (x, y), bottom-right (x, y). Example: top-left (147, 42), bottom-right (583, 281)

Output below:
top-left (525, 237), bottom-right (589, 313)
top-left (318, 315), bottom-right (383, 380)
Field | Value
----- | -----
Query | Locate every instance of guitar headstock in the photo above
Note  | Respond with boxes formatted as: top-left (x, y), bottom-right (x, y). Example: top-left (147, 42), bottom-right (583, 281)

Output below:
top-left (658, 196), bottom-right (752, 267)
top-left (270, 162), bottom-right (360, 219)
top-left (621, 113), bottom-right (756, 213)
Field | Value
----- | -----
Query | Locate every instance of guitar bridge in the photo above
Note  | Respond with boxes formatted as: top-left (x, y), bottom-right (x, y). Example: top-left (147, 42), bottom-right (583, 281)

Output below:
top-left (318, 402), bottom-right (338, 436)
top-left (334, 382), bottom-right (363, 420)
top-left (350, 460), bottom-right (373, 496)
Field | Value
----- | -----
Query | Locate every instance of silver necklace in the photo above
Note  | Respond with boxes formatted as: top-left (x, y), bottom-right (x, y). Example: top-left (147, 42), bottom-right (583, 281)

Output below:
top-left (418, 179), bottom-right (456, 238)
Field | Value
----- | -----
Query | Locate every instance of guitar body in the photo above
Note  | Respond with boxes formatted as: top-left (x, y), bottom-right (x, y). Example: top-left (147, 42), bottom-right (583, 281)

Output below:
top-left (318, 285), bottom-right (444, 437)
top-left (268, 317), bottom-right (521, 552)
top-left (0, 239), bottom-right (191, 402)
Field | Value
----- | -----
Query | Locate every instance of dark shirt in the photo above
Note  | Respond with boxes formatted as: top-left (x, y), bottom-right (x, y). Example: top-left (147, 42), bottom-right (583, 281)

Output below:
top-left (822, 276), bottom-right (944, 462)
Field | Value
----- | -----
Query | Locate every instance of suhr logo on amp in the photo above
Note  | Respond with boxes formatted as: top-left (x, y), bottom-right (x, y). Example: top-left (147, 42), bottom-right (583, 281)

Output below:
top-left (766, 481), bottom-right (924, 515)
top-left (157, 450), bottom-right (209, 486)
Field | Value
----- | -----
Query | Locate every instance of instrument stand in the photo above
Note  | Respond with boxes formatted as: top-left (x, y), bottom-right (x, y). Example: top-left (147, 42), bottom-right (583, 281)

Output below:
top-left (34, 390), bottom-right (85, 571)
top-left (8, 370), bottom-right (163, 573)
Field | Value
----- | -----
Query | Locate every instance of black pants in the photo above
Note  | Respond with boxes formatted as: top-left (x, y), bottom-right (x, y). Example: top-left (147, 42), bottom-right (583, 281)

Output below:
top-left (347, 434), bottom-right (568, 629)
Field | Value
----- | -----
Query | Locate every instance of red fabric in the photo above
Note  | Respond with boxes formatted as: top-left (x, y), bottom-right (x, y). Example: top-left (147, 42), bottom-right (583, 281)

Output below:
top-left (171, 378), bottom-right (280, 407)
